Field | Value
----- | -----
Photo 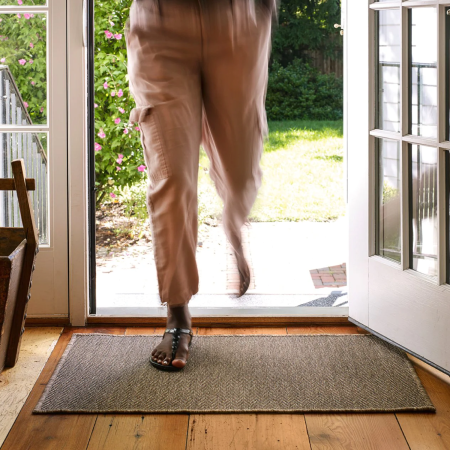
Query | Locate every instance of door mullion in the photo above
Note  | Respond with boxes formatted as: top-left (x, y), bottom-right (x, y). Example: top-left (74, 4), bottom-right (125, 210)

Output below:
top-left (400, 5), bottom-right (410, 270)
top-left (401, 141), bottom-right (410, 270)
top-left (437, 148), bottom-right (447, 283)
top-left (437, 6), bottom-right (447, 284)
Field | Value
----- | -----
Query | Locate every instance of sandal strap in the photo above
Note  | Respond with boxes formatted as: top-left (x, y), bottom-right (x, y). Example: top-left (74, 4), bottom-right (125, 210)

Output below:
top-left (164, 327), bottom-right (194, 337)
top-left (162, 328), bottom-right (194, 361)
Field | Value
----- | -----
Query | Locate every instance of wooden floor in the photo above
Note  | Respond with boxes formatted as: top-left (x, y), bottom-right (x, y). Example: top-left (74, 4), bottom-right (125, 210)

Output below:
top-left (2, 325), bottom-right (450, 450)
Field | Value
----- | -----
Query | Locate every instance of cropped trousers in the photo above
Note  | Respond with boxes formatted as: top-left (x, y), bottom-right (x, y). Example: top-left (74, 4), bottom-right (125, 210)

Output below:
top-left (126, 0), bottom-right (272, 306)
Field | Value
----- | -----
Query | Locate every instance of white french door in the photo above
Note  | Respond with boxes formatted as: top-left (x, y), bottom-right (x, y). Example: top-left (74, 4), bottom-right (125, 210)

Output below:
top-left (347, 0), bottom-right (450, 373)
top-left (0, 0), bottom-right (68, 317)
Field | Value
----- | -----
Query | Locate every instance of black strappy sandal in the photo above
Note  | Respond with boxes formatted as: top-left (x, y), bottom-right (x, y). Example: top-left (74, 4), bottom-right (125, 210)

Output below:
top-left (150, 327), bottom-right (194, 372)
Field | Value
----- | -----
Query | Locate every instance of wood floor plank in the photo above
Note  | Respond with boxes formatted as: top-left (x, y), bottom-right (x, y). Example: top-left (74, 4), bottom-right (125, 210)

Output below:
top-left (1, 327), bottom-right (125, 450)
top-left (0, 327), bottom-right (63, 447)
top-left (305, 414), bottom-right (409, 450)
top-left (125, 327), bottom-right (166, 335)
top-left (87, 414), bottom-right (189, 450)
top-left (187, 414), bottom-right (311, 450)
top-left (287, 326), bottom-right (368, 335)
top-left (197, 327), bottom-right (287, 335)
top-left (396, 365), bottom-right (450, 449)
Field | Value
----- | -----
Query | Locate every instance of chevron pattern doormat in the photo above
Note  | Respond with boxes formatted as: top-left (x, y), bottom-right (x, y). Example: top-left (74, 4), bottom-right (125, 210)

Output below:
top-left (33, 334), bottom-right (435, 414)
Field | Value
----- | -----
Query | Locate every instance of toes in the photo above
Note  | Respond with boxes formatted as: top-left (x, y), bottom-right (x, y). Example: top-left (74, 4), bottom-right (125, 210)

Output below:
top-left (162, 355), bottom-right (171, 366)
top-left (157, 352), bottom-right (166, 363)
top-left (172, 336), bottom-right (190, 368)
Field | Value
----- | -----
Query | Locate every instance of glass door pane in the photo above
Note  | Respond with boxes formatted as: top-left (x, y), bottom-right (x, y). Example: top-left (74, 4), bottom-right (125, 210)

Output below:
top-left (0, 12), bottom-right (47, 125)
top-left (376, 138), bottom-right (401, 262)
top-left (409, 7), bottom-right (437, 139)
top-left (410, 144), bottom-right (438, 277)
top-left (376, 9), bottom-right (401, 132)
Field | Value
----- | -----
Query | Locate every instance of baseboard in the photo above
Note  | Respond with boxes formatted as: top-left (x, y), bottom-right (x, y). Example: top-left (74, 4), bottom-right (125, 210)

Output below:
top-left (25, 317), bottom-right (71, 327)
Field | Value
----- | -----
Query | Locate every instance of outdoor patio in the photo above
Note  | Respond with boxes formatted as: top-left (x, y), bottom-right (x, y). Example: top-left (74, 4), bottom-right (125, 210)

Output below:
top-left (95, 217), bottom-right (348, 310)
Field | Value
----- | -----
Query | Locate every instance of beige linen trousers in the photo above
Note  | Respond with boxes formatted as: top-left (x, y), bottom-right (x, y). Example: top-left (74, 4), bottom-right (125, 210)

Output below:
top-left (126, 0), bottom-right (272, 307)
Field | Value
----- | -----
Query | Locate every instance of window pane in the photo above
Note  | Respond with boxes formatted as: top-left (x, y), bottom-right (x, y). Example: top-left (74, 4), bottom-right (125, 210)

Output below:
top-left (410, 144), bottom-right (437, 277)
top-left (0, 131), bottom-right (48, 244)
top-left (0, 0), bottom-right (46, 4)
top-left (447, 151), bottom-right (450, 284)
top-left (377, 9), bottom-right (401, 132)
top-left (410, 8), bottom-right (437, 139)
top-left (376, 138), bottom-right (401, 262)
top-left (447, 7), bottom-right (450, 141)
top-left (0, 13), bottom-right (47, 126)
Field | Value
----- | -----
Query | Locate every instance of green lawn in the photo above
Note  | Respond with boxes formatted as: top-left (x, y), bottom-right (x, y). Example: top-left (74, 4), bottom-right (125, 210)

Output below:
top-left (198, 120), bottom-right (345, 223)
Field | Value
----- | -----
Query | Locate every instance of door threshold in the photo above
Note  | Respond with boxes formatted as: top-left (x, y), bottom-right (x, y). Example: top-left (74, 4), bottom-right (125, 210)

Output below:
top-left (87, 306), bottom-right (349, 326)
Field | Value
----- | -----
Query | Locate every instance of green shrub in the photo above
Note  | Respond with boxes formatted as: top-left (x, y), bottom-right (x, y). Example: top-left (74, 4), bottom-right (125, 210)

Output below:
top-left (1, 1), bottom-right (343, 204)
top-left (266, 60), bottom-right (343, 121)
top-left (0, 12), bottom-right (47, 124)
top-left (94, 0), bottom-right (146, 204)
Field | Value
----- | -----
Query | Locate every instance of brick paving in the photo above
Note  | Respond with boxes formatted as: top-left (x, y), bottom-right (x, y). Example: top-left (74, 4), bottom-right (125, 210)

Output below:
top-left (310, 263), bottom-right (347, 288)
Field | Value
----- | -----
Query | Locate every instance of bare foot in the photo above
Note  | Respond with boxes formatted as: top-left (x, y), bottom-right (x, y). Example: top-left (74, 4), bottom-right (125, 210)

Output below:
top-left (234, 249), bottom-right (251, 296)
top-left (151, 304), bottom-right (192, 369)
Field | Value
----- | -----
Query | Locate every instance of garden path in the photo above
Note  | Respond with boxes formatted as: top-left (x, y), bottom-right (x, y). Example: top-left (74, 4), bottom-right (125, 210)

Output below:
top-left (96, 218), bottom-right (348, 309)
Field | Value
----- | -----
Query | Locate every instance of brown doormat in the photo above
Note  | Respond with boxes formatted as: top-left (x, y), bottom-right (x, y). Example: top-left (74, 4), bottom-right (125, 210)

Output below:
top-left (33, 334), bottom-right (435, 414)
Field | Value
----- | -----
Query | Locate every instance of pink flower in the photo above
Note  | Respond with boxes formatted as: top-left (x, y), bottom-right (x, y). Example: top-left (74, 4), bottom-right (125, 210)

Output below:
top-left (110, 193), bottom-right (116, 199)
top-left (18, 59), bottom-right (26, 65)
top-left (103, 81), bottom-right (108, 89)
top-left (110, 91), bottom-right (115, 97)
top-left (24, 13), bottom-right (30, 19)
top-left (114, 117), bottom-right (121, 124)
top-left (98, 130), bottom-right (106, 138)
top-left (118, 107), bottom-right (125, 113)
top-left (0, 58), bottom-right (5, 63)
top-left (18, 0), bottom-right (23, 4)
top-left (116, 166), bottom-right (121, 171)
top-left (29, 42), bottom-right (34, 48)
top-left (135, 126), bottom-right (140, 131)
top-left (94, 142), bottom-right (102, 151)
top-left (116, 157), bottom-right (123, 164)
top-left (40, 107), bottom-right (44, 113)
top-left (31, 81), bottom-right (35, 85)
top-left (30, 13), bottom-right (34, 17)
top-left (23, 102), bottom-right (28, 108)
top-left (28, 59), bottom-right (33, 64)
top-left (104, 30), bottom-right (113, 39)
top-left (117, 89), bottom-right (123, 97)
top-left (123, 128), bottom-right (129, 135)
top-left (114, 33), bottom-right (122, 40)
top-left (137, 165), bottom-right (146, 172)
top-left (94, 103), bottom-right (98, 108)
top-left (118, 154), bottom-right (124, 158)
top-left (17, 14), bottom-right (21, 18)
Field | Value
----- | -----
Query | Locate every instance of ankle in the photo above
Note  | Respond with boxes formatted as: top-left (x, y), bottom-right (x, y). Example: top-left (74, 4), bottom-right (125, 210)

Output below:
top-left (167, 304), bottom-right (191, 329)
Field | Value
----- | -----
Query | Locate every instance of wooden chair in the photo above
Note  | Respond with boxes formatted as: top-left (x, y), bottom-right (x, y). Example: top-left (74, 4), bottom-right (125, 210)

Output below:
top-left (0, 159), bottom-right (39, 371)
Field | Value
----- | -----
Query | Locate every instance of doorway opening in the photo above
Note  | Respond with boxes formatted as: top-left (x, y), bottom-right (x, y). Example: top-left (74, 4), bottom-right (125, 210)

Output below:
top-left (89, 0), bottom-right (346, 316)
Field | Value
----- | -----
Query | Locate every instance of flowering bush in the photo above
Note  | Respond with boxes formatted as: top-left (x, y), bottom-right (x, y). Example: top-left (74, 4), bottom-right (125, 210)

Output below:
top-left (0, 9), bottom-right (47, 124)
top-left (1, 0), bottom-right (342, 206)
top-left (94, 0), bottom-right (146, 203)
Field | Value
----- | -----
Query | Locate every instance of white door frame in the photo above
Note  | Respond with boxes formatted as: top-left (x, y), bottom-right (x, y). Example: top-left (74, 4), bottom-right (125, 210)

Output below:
top-left (66, 0), bottom-right (350, 326)
top-left (67, 0), bottom-right (89, 327)
top-left (0, 0), bottom-right (69, 319)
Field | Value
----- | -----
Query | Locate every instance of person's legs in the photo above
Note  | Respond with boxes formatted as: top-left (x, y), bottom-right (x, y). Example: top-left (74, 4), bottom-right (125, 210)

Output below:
top-left (126, 0), bottom-right (202, 367)
top-left (200, 0), bottom-right (272, 295)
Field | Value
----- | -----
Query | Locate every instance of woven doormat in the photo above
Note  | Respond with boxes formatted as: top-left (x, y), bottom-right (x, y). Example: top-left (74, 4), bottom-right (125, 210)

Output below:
top-left (33, 334), bottom-right (435, 414)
